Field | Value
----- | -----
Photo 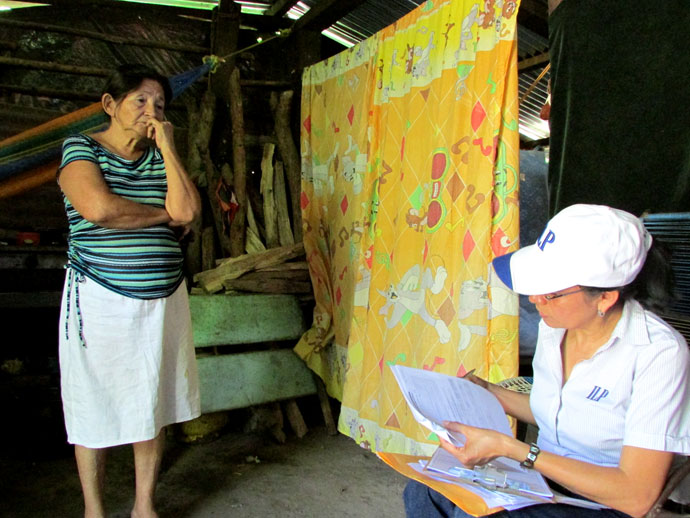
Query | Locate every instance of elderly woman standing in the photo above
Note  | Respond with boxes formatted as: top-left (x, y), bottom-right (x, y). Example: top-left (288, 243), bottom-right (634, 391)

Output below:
top-left (57, 64), bottom-right (201, 518)
top-left (404, 204), bottom-right (690, 518)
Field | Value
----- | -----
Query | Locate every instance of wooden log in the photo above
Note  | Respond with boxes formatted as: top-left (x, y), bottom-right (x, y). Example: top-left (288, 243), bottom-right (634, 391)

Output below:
top-left (240, 270), bottom-right (311, 282)
top-left (256, 261), bottom-right (309, 272)
top-left (283, 400), bottom-right (308, 439)
top-left (245, 226), bottom-right (267, 254)
top-left (245, 200), bottom-right (267, 254)
top-left (271, 90), bottom-right (303, 242)
top-left (236, 270), bottom-right (310, 282)
top-left (260, 143), bottom-right (279, 248)
top-left (187, 89), bottom-right (216, 186)
top-left (228, 67), bottom-right (247, 257)
top-left (314, 375), bottom-right (338, 435)
top-left (202, 151), bottom-right (233, 257)
top-left (183, 100), bottom-right (203, 276)
top-left (222, 278), bottom-right (312, 294)
top-left (201, 226), bottom-right (216, 272)
top-left (274, 161), bottom-right (295, 246)
top-left (195, 242), bottom-right (304, 293)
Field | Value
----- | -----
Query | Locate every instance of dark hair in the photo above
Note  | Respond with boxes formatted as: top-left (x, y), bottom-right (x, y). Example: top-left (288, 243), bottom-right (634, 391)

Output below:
top-left (102, 64), bottom-right (172, 108)
top-left (582, 240), bottom-right (677, 313)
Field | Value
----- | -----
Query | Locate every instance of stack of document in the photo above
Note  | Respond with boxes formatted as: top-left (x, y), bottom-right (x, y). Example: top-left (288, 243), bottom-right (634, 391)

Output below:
top-left (386, 365), bottom-right (607, 512)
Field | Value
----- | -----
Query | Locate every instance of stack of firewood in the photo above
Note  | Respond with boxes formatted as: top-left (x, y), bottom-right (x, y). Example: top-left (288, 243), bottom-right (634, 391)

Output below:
top-left (187, 83), bottom-right (312, 298)
top-left (191, 140), bottom-right (311, 297)
top-left (192, 242), bottom-right (310, 295)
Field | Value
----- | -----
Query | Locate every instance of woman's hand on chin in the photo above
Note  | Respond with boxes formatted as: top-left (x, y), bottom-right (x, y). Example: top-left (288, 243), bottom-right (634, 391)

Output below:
top-left (145, 118), bottom-right (175, 152)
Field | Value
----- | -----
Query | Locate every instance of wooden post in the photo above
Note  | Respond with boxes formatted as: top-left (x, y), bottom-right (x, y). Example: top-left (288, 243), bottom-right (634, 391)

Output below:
top-left (271, 90), bottom-right (303, 242)
top-left (274, 161), bottom-right (295, 246)
top-left (261, 143), bottom-right (279, 248)
top-left (210, 0), bottom-right (240, 99)
top-left (228, 67), bottom-right (247, 257)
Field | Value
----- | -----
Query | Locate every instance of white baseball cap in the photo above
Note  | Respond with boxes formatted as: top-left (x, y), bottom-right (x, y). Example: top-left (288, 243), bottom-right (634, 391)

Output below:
top-left (492, 204), bottom-right (653, 295)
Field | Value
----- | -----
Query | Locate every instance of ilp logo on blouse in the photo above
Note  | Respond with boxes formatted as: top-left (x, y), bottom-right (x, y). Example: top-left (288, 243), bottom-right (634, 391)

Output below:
top-left (586, 385), bottom-right (609, 402)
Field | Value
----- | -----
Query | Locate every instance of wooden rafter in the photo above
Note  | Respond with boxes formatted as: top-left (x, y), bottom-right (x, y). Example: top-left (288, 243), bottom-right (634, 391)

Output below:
top-left (265, 0), bottom-right (296, 19)
top-left (292, 0), bottom-right (368, 34)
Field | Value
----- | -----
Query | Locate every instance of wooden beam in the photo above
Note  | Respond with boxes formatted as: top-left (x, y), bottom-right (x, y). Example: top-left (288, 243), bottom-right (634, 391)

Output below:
top-left (0, 56), bottom-right (109, 77)
top-left (265, 0), bottom-right (296, 18)
top-left (518, 52), bottom-right (549, 71)
top-left (292, 0), bottom-right (367, 34)
top-left (0, 18), bottom-right (209, 54)
top-left (228, 67), bottom-right (248, 257)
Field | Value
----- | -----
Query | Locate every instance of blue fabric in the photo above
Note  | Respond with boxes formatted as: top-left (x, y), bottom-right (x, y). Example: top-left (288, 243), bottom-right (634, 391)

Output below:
top-left (168, 61), bottom-right (212, 100)
top-left (403, 480), bottom-right (631, 518)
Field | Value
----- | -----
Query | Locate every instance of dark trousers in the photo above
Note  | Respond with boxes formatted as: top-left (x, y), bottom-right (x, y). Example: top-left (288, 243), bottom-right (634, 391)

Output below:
top-left (403, 480), bottom-right (631, 518)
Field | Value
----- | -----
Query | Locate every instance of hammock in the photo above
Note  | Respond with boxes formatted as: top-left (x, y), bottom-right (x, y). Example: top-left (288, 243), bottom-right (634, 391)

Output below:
top-left (0, 60), bottom-right (214, 199)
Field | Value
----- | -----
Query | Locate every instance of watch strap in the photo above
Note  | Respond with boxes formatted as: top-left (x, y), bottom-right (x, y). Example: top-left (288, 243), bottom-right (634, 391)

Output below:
top-left (521, 442), bottom-right (540, 469)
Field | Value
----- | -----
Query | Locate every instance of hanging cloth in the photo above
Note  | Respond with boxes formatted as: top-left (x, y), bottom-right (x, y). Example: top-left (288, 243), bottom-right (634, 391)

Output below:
top-left (298, 0), bottom-right (521, 455)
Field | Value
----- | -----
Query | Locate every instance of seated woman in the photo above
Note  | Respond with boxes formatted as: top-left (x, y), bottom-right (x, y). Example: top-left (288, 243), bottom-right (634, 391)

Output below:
top-left (404, 204), bottom-right (690, 518)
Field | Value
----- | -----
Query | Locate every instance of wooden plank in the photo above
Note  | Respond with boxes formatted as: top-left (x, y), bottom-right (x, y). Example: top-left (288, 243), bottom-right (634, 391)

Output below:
top-left (197, 350), bottom-right (316, 413)
top-left (190, 293), bottom-right (305, 347)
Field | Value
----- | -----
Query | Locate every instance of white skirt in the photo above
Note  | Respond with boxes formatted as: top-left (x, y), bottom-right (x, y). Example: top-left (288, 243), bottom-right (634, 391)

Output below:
top-left (59, 272), bottom-right (200, 448)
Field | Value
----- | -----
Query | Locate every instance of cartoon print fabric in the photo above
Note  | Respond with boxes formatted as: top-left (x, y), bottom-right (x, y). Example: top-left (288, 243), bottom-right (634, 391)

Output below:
top-left (297, 0), bottom-right (521, 455)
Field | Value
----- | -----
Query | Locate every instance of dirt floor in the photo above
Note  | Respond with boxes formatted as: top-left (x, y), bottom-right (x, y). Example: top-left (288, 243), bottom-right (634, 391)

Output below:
top-left (0, 399), bottom-right (409, 518)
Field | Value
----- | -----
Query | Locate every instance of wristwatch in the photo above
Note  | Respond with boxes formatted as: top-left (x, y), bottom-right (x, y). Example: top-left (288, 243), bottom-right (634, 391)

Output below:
top-left (521, 443), bottom-right (540, 468)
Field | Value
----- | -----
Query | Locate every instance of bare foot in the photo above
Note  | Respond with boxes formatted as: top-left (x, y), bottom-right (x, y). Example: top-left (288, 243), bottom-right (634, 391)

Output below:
top-left (131, 505), bottom-right (159, 518)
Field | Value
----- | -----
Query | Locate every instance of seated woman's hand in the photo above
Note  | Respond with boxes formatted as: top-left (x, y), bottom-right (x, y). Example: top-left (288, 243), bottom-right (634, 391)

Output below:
top-left (462, 372), bottom-right (490, 391)
top-left (439, 422), bottom-right (510, 468)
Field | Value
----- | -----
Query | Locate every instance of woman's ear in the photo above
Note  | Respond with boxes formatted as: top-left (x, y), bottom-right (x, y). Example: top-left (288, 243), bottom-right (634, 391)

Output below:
top-left (101, 93), bottom-right (116, 117)
top-left (598, 290), bottom-right (621, 315)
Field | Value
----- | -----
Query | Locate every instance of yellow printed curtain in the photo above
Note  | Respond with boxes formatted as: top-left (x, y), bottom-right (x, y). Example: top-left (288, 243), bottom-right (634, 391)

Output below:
top-left (297, 0), bottom-right (521, 455)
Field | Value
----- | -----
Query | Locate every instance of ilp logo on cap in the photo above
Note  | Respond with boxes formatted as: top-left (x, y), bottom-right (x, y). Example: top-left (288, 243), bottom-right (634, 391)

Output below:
top-left (537, 229), bottom-right (556, 251)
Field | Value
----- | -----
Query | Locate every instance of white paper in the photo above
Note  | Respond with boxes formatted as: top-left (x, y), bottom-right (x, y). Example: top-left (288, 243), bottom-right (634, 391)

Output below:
top-left (389, 364), bottom-right (513, 445)
top-left (425, 447), bottom-right (553, 499)
top-left (391, 365), bottom-right (610, 512)
top-left (408, 461), bottom-right (538, 510)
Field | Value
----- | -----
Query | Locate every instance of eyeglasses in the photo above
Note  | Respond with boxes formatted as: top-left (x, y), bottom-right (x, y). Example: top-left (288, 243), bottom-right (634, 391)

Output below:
top-left (543, 288), bottom-right (587, 301)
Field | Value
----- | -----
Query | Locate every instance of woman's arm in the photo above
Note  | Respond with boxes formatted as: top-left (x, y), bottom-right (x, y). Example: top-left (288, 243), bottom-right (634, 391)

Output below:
top-left (441, 423), bottom-right (674, 518)
top-left (147, 118), bottom-right (201, 225)
top-left (465, 373), bottom-right (536, 425)
top-left (59, 159), bottom-right (171, 229)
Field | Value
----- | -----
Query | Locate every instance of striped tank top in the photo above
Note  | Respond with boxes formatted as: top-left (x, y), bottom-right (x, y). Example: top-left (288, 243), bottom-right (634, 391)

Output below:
top-left (60, 134), bottom-right (184, 299)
